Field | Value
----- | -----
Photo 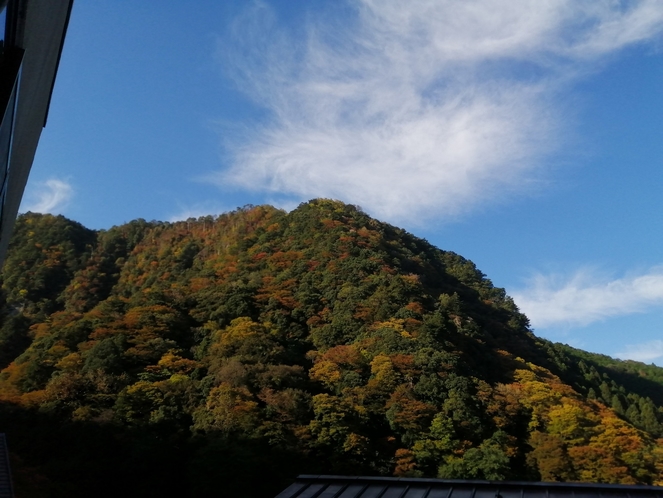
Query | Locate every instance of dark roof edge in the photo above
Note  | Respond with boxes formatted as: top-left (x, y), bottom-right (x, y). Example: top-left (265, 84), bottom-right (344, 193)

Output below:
top-left (4, 0), bottom-right (25, 46)
top-left (43, 0), bottom-right (73, 126)
top-left (294, 475), bottom-right (663, 491)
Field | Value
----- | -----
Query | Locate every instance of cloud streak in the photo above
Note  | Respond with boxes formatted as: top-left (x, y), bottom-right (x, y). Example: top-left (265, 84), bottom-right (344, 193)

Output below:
top-left (214, 0), bottom-right (663, 223)
top-left (511, 267), bottom-right (663, 329)
top-left (21, 179), bottom-right (73, 214)
top-left (616, 340), bottom-right (663, 364)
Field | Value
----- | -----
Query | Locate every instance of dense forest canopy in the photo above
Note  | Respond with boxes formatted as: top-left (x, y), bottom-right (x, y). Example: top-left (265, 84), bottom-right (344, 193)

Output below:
top-left (1, 200), bottom-right (662, 497)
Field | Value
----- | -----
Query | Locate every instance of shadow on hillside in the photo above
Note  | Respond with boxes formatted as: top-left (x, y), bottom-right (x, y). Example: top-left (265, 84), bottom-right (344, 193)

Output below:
top-left (0, 401), bottom-right (310, 498)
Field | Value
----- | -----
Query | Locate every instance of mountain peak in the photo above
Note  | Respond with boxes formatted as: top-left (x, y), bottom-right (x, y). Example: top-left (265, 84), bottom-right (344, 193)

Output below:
top-left (1, 205), bottom-right (662, 495)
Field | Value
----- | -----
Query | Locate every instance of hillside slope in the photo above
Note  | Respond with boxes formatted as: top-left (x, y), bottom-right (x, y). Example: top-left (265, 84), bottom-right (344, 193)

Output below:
top-left (1, 200), bottom-right (662, 497)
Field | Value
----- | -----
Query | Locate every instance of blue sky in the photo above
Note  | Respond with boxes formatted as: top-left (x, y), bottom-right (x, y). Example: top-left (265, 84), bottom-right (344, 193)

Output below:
top-left (21, 0), bottom-right (663, 364)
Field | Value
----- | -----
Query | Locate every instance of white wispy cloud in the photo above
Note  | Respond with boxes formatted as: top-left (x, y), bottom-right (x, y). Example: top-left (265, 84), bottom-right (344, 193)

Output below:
top-left (616, 340), bottom-right (663, 364)
top-left (511, 267), bottom-right (663, 329)
top-left (21, 179), bottom-right (73, 214)
top-left (213, 0), bottom-right (663, 223)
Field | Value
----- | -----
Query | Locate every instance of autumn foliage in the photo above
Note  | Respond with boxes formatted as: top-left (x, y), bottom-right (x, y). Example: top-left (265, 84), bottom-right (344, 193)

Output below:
top-left (1, 201), bottom-right (663, 497)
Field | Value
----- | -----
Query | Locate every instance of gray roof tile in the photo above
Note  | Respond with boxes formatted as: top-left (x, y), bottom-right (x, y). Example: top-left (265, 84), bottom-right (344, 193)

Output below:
top-left (276, 476), bottom-right (663, 498)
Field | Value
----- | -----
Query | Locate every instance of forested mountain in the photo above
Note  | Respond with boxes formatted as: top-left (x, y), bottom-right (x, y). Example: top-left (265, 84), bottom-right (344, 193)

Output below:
top-left (1, 200), bottom-right (662, 497)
